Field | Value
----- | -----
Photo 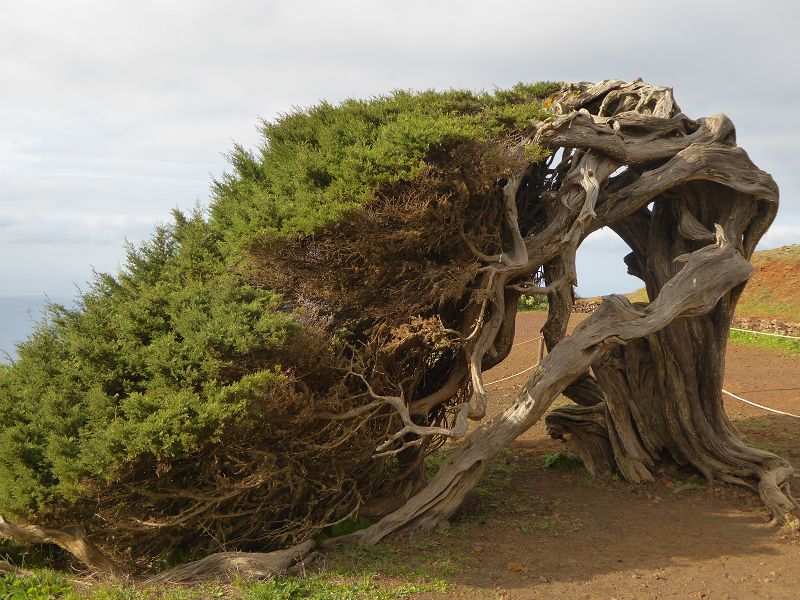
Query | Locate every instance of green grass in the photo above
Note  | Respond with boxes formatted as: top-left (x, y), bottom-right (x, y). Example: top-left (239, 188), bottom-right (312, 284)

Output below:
top-left (0, 572), bottom-right (231, 600)
top-left (729, 329), bottom-right (800, 355)
top-left (0, 571), bottom-right (73, 600)
top-left (736, 293), bottom-right (800, 323)
top-left (541, 450), bottom-right (583, 470)
top-left (0, 568), bottom-right (447, 600)
top-left (236, 573), bottom-right (444, 600)
top-left (517, 295), bottom-right (548, 312)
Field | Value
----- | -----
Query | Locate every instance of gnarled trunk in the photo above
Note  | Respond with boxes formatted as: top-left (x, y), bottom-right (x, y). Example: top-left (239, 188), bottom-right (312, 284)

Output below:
top-left (346, 79), bottom-right (796, 545)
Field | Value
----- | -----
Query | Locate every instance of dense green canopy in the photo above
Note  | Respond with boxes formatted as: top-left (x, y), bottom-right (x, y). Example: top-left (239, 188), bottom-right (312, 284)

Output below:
top-left (0, 83), bottom-right (559, 565)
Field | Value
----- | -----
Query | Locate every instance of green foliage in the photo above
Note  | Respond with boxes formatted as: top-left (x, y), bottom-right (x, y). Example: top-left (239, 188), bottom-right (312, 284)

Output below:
top-left (0, 210), bottom-right (295, 516)
top-left (541, 451), bottom-right (583, 469)
top-left (211, 82), bottom-right (560, 263)
top-left (0, 572), bottom-right (72, 600)
top-left (523, 142), bottom-right (552, 163)
top-left (0, 81), bottom-right (561, 567)
top-left (729, 330), bottom-right (800, 356)
top-left (517, 294), bottom-right (548, 312)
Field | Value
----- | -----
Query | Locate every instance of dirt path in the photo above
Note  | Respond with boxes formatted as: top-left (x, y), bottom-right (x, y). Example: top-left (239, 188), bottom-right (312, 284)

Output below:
top-left (395, 311), bottom-right (800, 600)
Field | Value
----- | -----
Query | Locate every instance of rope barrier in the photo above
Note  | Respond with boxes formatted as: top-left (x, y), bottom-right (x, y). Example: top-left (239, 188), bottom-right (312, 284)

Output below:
top-left (485, 364), bottom-right (539, 387)
top-left (722, 389), bottom-right (800, 419)
top-left (484, 335), bottom-right (800, 419)
top-left (730, 327), bottom-right (800, 341)
top-left (511, 335), bottom-right (543, 348)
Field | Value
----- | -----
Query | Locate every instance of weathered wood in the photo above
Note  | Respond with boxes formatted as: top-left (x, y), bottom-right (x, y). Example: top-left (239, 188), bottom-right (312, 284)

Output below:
top-left (149, 540), bottom-right (317, 583)
top-left (0, 516), bottom-right (119, 575)
top-left (347, 240), bottom-right (757, 543)
top-left (343, 78), bottom-right (795, 544)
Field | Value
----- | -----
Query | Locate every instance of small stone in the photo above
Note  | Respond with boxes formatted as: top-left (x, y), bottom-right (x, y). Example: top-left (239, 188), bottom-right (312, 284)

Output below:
top-left (506, 561), bottom-right (525, 573)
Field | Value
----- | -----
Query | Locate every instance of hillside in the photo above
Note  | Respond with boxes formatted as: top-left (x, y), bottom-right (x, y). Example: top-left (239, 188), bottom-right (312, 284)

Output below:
top-left (578, 245), bottom-right (799, 323)
top-left (737, 244), bottom-right (800, 322)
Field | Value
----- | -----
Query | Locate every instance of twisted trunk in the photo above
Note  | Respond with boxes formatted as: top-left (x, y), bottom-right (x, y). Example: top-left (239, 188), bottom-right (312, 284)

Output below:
top-left (346, 79), bottom-right (795, 543)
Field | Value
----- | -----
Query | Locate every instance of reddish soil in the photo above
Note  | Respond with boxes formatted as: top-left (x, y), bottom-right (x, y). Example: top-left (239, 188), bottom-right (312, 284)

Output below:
top-left (391, 311), bottom-right (800, 600)
top-left (738, 245), bottom-right (800, 323)
top-left (581, 244), bottom-right (800, 325)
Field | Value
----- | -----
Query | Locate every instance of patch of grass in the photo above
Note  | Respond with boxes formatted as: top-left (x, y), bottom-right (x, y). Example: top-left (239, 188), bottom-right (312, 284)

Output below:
top-left (517, 295), bottom-right (548, 312)
top-left (85, 582), bottom-right (227, 599)
top-left (0, 571), bottom-right (73, 600)
top-left (236, 573), bottom-right (438, 600)
top-left (728, 330), bottom-right (800, 355)
top-left (408, 536), bottom-right (440, 551)
top-left (324, 542), bottom-right (454, 590)
top-left (0, 572), bottom-right (231, 600)
top-left (541, 451), bottom-right (583, 470)
top-left (1, 566), bottom-right (446, 600)
top-left (625, 287), bottom-right (649, 303)
top-left (737, 296), bottom-right (799, 322)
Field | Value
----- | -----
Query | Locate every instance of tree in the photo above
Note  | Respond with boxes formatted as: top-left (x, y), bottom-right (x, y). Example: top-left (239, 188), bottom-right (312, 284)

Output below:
top-left (0, 80), bottom-right (795, 581)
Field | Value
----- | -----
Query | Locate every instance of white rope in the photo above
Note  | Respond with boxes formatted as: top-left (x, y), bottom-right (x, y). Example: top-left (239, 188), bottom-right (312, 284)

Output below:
top-left (722, 389), bottom-right (800, 419)
top-left (485, 336), bottom-right (545, 385)
top-left (485, 363), bottom-right (539, 387)
top-left (512, 335), bottom-right (543, 348)
top-left (730, 327), bottom-right (800, 341)
top-left (488, 334), bottom-right (800, 418)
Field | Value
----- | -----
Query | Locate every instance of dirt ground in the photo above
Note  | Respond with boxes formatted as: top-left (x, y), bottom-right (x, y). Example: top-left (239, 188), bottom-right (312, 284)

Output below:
top-left (384, 311), bottom-right (800, 600)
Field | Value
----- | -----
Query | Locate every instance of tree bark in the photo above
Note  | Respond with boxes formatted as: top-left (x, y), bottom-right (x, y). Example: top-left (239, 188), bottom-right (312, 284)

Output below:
top-left (348, 240), bottom-right (765, 543)
top-left (345, 79), bottom-right (796, 544)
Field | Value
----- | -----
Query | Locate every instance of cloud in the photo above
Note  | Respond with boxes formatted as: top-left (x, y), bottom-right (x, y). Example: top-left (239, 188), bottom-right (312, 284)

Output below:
top-left (758, 225), bottom-right (800, 249)
top-left (1, 0), bottom-right (798, 296)
top-left (0, 213), bottom-right (158, 246)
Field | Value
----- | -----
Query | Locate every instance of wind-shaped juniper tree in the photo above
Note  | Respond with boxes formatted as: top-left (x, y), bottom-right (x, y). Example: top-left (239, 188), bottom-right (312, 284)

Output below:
top-left (0, 80), bottom-right (793, 580)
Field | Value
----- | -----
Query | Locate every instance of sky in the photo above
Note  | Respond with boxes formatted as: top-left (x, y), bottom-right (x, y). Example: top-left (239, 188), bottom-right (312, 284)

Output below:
top-left (1, 0), bottom-right (798, 309)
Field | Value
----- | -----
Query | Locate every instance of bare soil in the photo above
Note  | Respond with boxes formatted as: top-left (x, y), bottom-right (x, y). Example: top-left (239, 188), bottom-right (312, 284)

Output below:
top-left (370, 311), bottom-right (800, 600)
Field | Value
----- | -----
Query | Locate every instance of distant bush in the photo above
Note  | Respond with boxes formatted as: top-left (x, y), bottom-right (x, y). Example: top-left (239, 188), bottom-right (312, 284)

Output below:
top-left (518, 295), bottom-right (548, 312)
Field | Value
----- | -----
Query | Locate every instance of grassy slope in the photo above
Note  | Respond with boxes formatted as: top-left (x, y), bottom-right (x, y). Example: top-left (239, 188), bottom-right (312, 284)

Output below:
top-left (736, 244), bottom-right (800, 322)
top-left (616, 244), bottom-right (800, 322)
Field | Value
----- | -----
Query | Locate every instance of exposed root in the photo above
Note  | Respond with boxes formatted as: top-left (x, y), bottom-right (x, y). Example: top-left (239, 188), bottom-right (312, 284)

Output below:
top-left (0, 516), bottom-right (119, 575)
top-left (148, 541), bottom-right (317, 584)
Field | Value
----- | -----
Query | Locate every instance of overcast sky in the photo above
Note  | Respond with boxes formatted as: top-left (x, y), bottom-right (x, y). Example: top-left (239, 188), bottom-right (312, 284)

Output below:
top-left (1, 0), bottom-right (798, 301)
